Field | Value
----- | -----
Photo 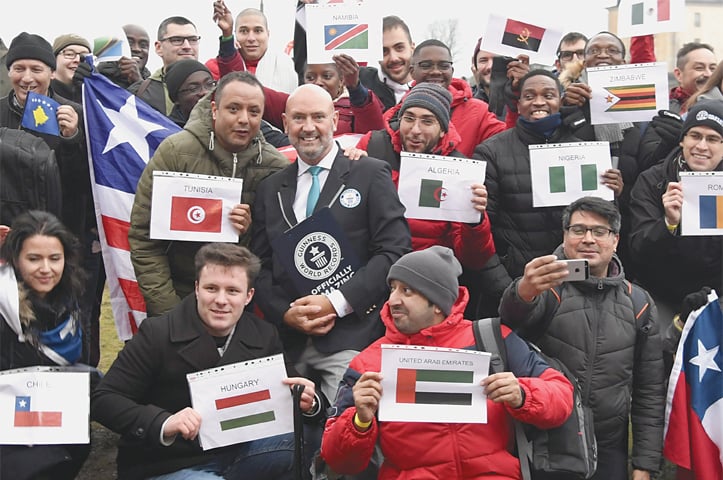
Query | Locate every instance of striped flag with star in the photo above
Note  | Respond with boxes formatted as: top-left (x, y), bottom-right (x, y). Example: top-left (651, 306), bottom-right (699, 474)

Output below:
top-left (664, 290), bottom-right (723, 477)
top-left (324, 23), bottom-right (368, 50)
top-left (604, 84), bottom-right (657, 112)
top-left (83, 58), bottom-right (181, 340)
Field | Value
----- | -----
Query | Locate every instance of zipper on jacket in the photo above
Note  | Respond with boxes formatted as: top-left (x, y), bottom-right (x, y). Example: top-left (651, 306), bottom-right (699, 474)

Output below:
top-left (582, 293), bottom-right (601, 405)
top-left (231, 153), bottom-right (238, 178)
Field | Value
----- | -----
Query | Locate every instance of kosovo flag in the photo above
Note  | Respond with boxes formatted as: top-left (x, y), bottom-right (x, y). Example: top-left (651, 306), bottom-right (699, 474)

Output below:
top-left (21, 91), bottom-right (60, 136)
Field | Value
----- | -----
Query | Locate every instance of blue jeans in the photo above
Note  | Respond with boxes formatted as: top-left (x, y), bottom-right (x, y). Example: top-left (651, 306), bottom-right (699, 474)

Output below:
top-left (147, 433), bottom-right (297, 480)
top-left (222, 432), bottom-right (297, 480)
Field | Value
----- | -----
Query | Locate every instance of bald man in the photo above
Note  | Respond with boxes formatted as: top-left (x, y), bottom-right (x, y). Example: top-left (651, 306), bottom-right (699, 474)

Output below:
top-left (250, 84), bottom-right (411, 400)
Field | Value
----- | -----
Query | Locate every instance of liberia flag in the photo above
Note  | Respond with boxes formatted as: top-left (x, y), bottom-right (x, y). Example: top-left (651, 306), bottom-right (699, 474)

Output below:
top-left (501, 19), bottom-right (546, 52)
top-left (170, 197), bottom-right (223, 233)
top-left (14, 396), bottom-right (62, 427)
top-left (324, 23), bottom-right (368, 50)
top-left (604, 84), bottom-right (657, 112)
top-left (396, 368), bottom-right (474, 405)
top-left (83, 59), bottom-right (181, 340)
top-left (664, 290), bottom-right (723, 478)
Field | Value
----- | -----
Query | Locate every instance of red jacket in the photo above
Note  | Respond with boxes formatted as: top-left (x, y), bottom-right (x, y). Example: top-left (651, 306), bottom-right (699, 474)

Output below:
top-left (357, 111), bottom-right (495, 270)
top-left (321, 288), bottom-right (574, 479)
top-left (429, 78), bottom-right (507, 156)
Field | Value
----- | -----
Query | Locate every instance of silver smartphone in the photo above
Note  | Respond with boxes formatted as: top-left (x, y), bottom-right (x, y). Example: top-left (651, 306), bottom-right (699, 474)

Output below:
top-left (558, 259), bottom-right (589, 281)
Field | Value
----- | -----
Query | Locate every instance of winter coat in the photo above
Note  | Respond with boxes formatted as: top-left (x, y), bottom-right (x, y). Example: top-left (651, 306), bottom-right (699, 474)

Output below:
top-left (628, 149), bottom-right (723, 306)
top-left (0, 265), bottom-right (89, 480)
top-left (128, 93), bottom-right (289, 316)
top-left (473, 120), bottom-right (580, 280)
top-left (0, 127), bottom-right (62, 225)
top-left (321, 287), bottom-right (574, 479)
top-left (357, 112), bottom-right (495, 270)
top-left (499, 247), bottom-right (665, 472)
top-left (0, 90), bottom-right (92, 240)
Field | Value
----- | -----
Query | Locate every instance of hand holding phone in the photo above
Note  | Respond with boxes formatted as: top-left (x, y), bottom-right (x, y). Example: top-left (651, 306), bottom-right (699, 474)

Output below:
top-left (557, 259), bottom-right (589, 282)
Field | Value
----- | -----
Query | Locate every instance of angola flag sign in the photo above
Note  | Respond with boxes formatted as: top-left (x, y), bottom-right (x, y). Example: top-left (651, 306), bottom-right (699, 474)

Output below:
top-left (501, 19), bottom-right (545, 52)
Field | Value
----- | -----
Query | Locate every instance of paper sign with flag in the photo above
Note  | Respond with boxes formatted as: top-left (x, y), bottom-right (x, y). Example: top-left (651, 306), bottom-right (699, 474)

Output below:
top-left (618, 0), bottom-right (684, 37)
top-left (398, 152), bottom-right (486, 223)
top-left (21, 92), bottom-right (60, 136)
top-left (305, 1), bottom-right (382, 64)
top-left (0, 367), bottom-right (89, 445)
top-left (587, 62), bottom-right (669, 125)
top-left (680, 171), bottom-right (723, 236)
top-left (663, 290), bottom-right (723, 477)
top-left (187, 354), bottom-right (293, 450)
top-left (379, 344), bottom-right (490, 423)
top-left (530, 142), bottom-right (614, 207)
top-left (481, 13), bottom-right (562, 64)
top-left (150, 171), bottom-right (242, 242)
top-left (83, 59), bottom-right (182, 340)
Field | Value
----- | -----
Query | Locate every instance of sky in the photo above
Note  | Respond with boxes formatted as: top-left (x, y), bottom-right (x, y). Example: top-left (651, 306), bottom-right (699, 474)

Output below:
top-left (0, 0), bottom-right (609, 74)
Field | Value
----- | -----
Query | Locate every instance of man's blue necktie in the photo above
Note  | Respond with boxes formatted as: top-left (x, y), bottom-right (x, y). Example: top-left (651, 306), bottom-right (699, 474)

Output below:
top-left (306, 166), bottom-right (323, 218)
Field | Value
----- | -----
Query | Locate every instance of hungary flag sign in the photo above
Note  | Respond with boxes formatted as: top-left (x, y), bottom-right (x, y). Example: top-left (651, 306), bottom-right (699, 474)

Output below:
top-left (379, 344), bottom-right (491, 423)
top-left (187, 354), bottom-right (293, 450)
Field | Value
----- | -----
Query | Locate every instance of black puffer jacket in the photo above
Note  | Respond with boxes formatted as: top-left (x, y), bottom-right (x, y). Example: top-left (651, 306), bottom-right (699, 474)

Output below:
top-left (473, 120), bottom-right (581, 280)
top-left (499, 247), bottom-right (665, 473)
top-left (0, 127), bottom-right (62, 225)
top-left (628, 148), bottom-right (723, 305)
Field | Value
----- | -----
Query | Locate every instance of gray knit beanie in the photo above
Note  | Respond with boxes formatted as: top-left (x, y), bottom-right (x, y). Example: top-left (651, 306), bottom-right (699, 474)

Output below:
top-left (399, 82), bottom-right (452, 132)
top-left (387, 246), bottom-right (462, 315)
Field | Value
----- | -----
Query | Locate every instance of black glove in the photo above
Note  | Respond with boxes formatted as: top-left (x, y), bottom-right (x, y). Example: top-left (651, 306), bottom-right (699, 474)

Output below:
top-left (679, 286), bottom-right (713, 325)
top-left (72, 60), bottom-right (93, 85)
top-left (650, 109), bottom-right (683, 146)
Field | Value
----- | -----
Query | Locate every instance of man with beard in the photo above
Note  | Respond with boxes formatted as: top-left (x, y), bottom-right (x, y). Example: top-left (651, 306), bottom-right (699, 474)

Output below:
top-left (251, 84), bottom-right (411, 401)
top-left (670, 42), bottom-right (717, 113)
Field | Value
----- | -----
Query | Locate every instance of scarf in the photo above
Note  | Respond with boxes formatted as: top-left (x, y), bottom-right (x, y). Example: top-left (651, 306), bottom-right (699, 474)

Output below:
top-left (518, 113), bottom-right (563, 139)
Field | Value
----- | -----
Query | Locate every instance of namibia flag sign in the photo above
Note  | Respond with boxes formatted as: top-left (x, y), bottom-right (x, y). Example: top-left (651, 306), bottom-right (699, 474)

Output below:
top-left (324, 24), bottom-right (368, 50)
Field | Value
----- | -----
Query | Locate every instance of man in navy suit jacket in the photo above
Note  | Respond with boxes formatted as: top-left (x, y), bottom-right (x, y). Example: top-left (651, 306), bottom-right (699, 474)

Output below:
top-left (251, 84), bottom-right (411, 400)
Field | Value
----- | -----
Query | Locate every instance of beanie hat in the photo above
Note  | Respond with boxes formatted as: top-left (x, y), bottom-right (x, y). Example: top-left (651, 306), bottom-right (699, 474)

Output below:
top-left (681, 100), bottom-right (723, 140)
top-left (399, 82), bottom-right (452, 132)
top-left (52, 33), bottom-right (91, 56)
top-left (387, 246), bottom-right (462, 316)
top-left (6, 32), bottom-right (55, 70)
top-left (165, 59), bottom-right (212, 102)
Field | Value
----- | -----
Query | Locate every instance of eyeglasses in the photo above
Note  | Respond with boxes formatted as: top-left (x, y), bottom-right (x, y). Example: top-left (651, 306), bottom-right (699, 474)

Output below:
top-left (414, 61), bottom-right (453, 72)
top-left (566, 224), bottom-right (616, 239)
top-left (160, 35), bottom-right (201, 46)
top-left (585, 46), bottom-right (623, 57)
top-left (60, 49), bottom-right (87, 60)
top-left (400, 114), bottom-right (439, 128)
top-left (177, 79), bottom-right (217, 96)
top-left (685, 131), bottom-right (723, 145)
top-left (558, 49), bottom-right (585, 61)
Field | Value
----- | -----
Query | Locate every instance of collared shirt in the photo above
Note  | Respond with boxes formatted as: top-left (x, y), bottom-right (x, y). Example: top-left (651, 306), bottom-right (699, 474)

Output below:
top-left (292, 143), bottom-right (353, 318)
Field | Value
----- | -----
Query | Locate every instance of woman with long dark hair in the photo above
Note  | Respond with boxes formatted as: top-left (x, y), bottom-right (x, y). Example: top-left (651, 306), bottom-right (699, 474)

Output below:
top-left (0, 210), bottom-right (91, 480)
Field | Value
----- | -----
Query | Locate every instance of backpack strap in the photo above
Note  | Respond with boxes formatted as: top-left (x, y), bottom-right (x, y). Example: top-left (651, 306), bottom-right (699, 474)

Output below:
top-left (472, 318), bottom-right (531, 480)
top-left (135, 77), bottom-right (153, 98)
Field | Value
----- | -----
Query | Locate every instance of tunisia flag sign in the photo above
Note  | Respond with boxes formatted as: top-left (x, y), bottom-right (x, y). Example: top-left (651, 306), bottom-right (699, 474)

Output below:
top-left (170, 197), bottom-right (223, 233)
top-left (150, 171), bottom-right (243, 242)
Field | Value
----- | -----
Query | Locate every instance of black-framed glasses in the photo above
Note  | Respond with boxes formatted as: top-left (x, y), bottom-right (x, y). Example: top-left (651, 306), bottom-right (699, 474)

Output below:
top-left (178, 79), bottom-right (216, 96)
top-left (585, 46), bottom-right (622, 57)
top-left (60, 49), bottom-right (87, 60)
top-left (684, 131), bottom-right (723, 145)
top-left (414, 60), bottom-right (453, 72)
top-left (160, 35), bottom-right (201, 46)
top-left (558, 49), bottom-right (585, 61)
top-left (566, 224), bottom-right (616, 238)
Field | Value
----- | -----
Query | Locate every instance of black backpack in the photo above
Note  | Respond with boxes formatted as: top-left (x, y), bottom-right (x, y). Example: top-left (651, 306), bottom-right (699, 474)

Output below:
top-left (473, 317), bottom-right (597, 480)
